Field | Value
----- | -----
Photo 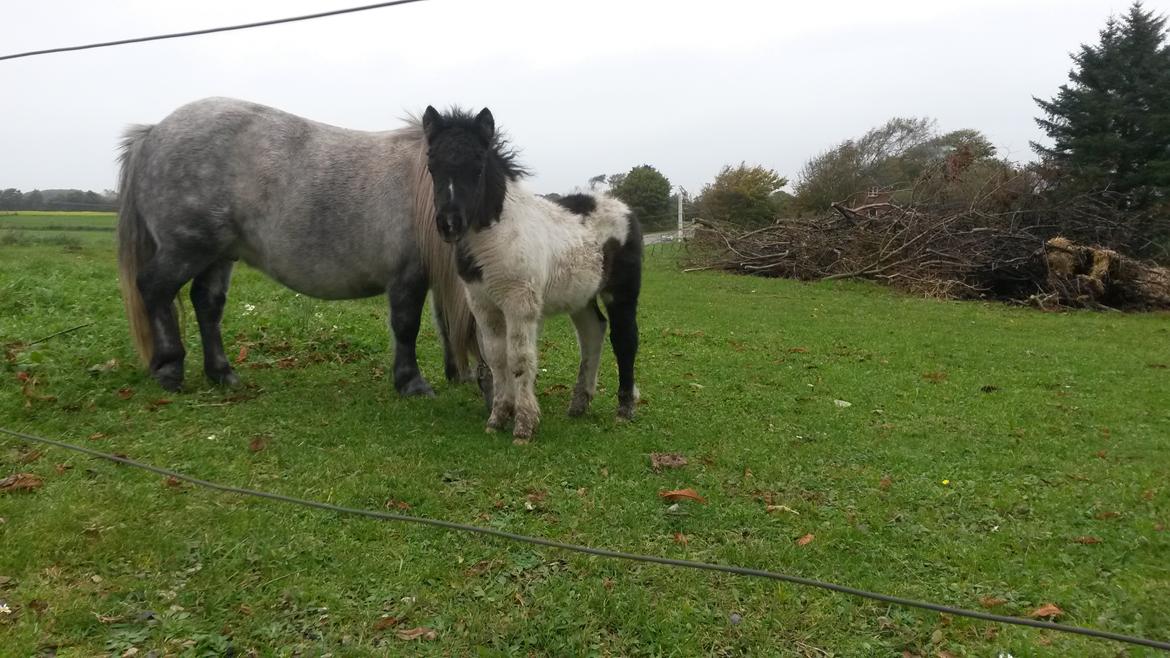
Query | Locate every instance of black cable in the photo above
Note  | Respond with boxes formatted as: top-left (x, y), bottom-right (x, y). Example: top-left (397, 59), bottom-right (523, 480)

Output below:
top-left (0, 0), bottom-right (427, 62)
top-left (1, 426), bottom-right (1166, 652)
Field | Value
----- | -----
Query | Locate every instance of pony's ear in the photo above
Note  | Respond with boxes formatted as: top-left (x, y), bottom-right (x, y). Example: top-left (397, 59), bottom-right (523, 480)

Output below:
top-left (422, 106), bottom-right (444, 141)
top-left (475, 108), bottom-right (495, 144)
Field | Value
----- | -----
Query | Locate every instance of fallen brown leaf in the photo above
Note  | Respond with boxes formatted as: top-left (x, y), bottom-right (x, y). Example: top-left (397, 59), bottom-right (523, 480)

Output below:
top-left (54, 464), bottom-right (72, 475)
top-left (248, 436), bottom-right (267, 452)
top-left (88, 432), bottom-right (107, 441)
top-left (147, 398), bottom-right (173, 410)
top-left (0, 473), bottom-right (44, 493)
top-left (164, 476), bottom-right (182, 488)
top-left (1029, 603), bottom-right (1063, 619)
top-left (526, 489), bottom-right (548, 504)
top-left (879, 475), bottom-right (892, 491)
top-left (385, 499), bottom-right (411, 511)
top-left (1073, 536), bottom-right (1102, 544)
top-left (395, 626), bottom-right (437, 641)
top-left (1142, 489), bottom-right (1155, 501)
top-left (979, 596), bottom-right (1007, 608)
top-left (673, 532), bottom-right (688, 546)
top-left (659, 488), bottom-right (706, 504)
top-left (650, 452), bottom-right (688, 472)
top-left (922, 371), bottom-right (948, 383)
top-left (16, 450), bottom-right (42, 464)
top-left (788, 347), bottom-right (809, 353)
top-left (1094, 450), bottom-right (1107, 459)
top-left (116, 386), bottom-right (134, 400)
top-left (235, 345), bottom-right (249, 364)
top-left (796, 533), bottom-right (815, 546)
top-left (937, 651), bottom-right (957, 658)
top-left (372, 616), bottom-right (399, 631)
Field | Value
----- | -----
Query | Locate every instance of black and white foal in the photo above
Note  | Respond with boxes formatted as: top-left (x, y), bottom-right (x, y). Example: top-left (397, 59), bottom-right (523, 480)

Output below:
top-left (421, 106), bottom-right (643, 442)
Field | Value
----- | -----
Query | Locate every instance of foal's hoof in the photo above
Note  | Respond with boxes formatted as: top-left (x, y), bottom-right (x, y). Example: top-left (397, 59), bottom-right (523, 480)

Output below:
top-left (567, 391), bottom-right (592, 417)
top-left (485, 414), bottom-right (509, 433)
top-left (616, 387), bottom-right (639, 420)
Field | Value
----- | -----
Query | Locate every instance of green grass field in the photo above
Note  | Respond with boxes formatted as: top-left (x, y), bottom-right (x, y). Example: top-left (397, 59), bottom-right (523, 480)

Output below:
top-left (1, 213), bottom-right (1168, 656)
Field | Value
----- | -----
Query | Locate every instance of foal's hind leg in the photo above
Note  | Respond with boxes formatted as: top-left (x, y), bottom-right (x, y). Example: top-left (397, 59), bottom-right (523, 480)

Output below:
top-left (605, 297), bottom-right (640, 420)
top-left (387, 268), bottom-right (435, 397)
top-left (568, 299), bottom-right (607, 417)
top-left (190, 259), bottom-right (239, 387)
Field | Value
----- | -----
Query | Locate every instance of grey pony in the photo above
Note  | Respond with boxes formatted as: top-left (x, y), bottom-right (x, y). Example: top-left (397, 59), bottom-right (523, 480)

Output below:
top-left (116, 97), bottom-right (478, 395)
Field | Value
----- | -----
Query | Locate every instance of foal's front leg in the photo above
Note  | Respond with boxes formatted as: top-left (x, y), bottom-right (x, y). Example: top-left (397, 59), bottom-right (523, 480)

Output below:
top-left (471, 301), bottom-right (513, 432)
top-left (505, 308), bottom-right (542, 442)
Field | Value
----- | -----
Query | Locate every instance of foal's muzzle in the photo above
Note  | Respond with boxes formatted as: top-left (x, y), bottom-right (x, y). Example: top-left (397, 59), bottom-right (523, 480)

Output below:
top-left (437, 212), bottom-right (463, 243)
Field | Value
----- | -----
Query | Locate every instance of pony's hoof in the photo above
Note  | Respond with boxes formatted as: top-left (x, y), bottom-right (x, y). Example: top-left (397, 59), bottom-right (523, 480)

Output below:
top-left (208, 369), bottom-right (241, 388)
top-left (397, 377), bottom-right (436, 398)
top-left (616, 405), bottom-right (636, 421)
top-left (153, 363), bottom-right (184, 392)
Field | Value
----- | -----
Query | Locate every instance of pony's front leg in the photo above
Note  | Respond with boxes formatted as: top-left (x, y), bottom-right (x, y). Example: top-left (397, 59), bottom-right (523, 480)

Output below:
top-left (387, 274), bottom-right (435, 397)
top-left (505, 308), bottom-right (542, 443)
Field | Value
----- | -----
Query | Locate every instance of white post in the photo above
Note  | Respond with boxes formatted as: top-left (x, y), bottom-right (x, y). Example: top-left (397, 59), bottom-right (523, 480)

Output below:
top-left (677, 188), bottom-right (684, 242)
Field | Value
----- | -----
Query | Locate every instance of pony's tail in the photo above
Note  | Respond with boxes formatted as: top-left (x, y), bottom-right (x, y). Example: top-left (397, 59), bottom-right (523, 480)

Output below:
top-left (116, 124), bottom-right (156, 367)
top-left (408, 130), bottom-right (480, 380)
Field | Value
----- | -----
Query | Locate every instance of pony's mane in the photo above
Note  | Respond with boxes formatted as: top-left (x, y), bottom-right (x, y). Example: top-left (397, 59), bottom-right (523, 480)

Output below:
top-left (405, 107), bottom-right (530, 181)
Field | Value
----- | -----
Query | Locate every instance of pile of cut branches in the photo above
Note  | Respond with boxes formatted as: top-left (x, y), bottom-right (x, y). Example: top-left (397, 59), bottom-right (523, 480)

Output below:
top-left (686, 189), bottom-right (1170, 310)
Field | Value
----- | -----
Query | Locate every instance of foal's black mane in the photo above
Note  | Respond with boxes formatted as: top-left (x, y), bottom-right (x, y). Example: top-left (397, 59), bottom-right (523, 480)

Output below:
top-left (432, 106), bottom-right (530, 181)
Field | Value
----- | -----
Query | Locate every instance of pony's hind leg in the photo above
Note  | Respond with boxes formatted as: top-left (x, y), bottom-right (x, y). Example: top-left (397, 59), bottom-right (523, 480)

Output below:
top-left (568, 299), bottom-right (607, 417)
top-left (137, 251), bottom-right (214, 391)
top-left (190, 259), bottom-right (239, 387)
top-left (387, 267), bottom-right (435, 397)
top-left (605, 297), bottom-right (640, 420)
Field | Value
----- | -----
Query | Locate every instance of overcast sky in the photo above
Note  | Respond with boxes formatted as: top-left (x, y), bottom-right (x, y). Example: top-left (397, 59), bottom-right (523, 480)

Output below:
top-left (2, 0), bottom-right (1166, 196)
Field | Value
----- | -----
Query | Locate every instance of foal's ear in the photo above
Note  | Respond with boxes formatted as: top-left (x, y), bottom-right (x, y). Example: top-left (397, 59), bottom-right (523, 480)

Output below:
top-left (422, 105), bottom-right (444, 141)
top-left (475, 108), bottom-right (495, 144)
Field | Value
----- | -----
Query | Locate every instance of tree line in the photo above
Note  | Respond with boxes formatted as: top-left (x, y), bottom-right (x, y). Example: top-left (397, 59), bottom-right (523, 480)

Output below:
top-left (0, 188), bottom-right (117, 212)
top-left (588, 2), bottom-right (1168, 255)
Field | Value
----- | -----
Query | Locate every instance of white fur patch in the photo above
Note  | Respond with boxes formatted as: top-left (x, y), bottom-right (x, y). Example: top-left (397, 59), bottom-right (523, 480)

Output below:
top-left (462, 183), bottom-right (631, 317)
